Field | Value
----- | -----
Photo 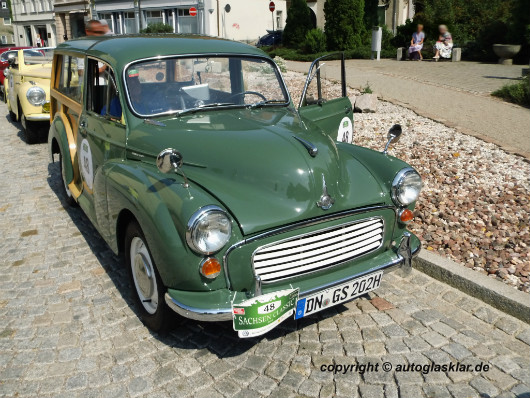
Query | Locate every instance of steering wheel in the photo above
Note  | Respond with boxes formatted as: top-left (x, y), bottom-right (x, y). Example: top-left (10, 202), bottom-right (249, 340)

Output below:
top-left (228, 91), bottom-right (267, 102)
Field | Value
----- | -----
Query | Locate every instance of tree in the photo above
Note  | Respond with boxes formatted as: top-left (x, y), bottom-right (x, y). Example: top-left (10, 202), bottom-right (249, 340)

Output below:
top-left (140, 23), bottom-right (174, 34)
top-left (324, 0), bottom-right (366, 51)
top-left (283, 0), bottom-right (314, 48)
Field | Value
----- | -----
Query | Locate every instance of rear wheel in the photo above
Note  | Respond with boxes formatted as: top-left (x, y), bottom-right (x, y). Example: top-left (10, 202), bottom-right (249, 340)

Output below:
top-left (125, 221), bottom-right (169, 332)
top-left (59, 152), bottom-right (77, 207)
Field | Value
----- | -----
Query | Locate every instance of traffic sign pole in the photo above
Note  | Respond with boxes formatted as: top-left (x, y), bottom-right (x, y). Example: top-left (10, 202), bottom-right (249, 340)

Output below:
top-left (269, 1), bottom-right (276, 45)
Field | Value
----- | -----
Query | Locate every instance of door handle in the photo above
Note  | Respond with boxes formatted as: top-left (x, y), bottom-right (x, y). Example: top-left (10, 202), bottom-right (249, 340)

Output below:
top-left (79, 120), bottom-right (86, 128)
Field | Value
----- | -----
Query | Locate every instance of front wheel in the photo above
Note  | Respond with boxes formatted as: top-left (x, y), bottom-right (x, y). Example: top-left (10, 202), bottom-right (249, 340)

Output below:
top-left (20, 112), bottom-right (39, 144)
top-left (125, 221), bottom-right (169, 332)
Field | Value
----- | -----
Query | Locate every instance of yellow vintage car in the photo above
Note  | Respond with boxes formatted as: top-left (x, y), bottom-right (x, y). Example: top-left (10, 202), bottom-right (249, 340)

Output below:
top-left (5, 48), bottom-right (54, 143)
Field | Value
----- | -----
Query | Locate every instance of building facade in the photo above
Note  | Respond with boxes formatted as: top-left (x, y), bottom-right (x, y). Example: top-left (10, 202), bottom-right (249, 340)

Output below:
top-left (93, 0), bottom-right (287, 43)
top-left (293, 0), bottom-right (414, 34)
top-left (0, 0), bottom-right (15, 46)
top-left (54, 0), bottom-right (91, 44)
top-left (11, 0), bottom-right (56, 47)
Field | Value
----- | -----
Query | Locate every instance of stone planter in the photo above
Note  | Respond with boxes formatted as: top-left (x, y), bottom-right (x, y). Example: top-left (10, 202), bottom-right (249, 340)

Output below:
top-left (493, 44), bottom-right (521, 65)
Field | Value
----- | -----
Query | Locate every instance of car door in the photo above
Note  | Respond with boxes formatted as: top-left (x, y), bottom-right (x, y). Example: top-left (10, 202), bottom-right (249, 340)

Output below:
top-left (297, 53), bottom-right (354, 144)
top-left (77, 58), bottom-right (126, 232)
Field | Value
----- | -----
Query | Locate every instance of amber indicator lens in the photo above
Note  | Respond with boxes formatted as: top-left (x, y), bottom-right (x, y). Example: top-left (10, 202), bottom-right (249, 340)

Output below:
top-left (399, 209), bottom-right (414, 224)
top-left (200, 258), bottom-right (221, 279)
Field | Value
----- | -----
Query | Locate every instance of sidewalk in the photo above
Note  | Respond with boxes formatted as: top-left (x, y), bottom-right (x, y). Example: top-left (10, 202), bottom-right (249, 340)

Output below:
top-left (286, 59), bottom-right (530, 157)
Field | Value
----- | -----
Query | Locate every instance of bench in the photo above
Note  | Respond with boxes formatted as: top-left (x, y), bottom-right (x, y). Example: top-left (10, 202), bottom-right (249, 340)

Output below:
top-left (397, 46), bottom-right (461, 61)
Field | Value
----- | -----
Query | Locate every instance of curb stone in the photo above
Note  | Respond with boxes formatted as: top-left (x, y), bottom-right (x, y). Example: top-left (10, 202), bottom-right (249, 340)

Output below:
top-left (413, 250), bottom-right (530, 324)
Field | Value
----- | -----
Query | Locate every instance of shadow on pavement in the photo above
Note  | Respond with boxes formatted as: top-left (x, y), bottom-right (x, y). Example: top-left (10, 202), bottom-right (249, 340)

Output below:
top-left (45, 159), bottom-right (355, 358)
top-left (3, 114), bottom-right (48, 145)
top-left (483, 75), bottom-right (522, 81)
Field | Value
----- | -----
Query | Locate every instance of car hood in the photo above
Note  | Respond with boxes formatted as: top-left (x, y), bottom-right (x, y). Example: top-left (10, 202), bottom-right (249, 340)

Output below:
top-left (127, 108), bottom-right (385, 235)
top-left (19, 65), bottom-right (52, 79)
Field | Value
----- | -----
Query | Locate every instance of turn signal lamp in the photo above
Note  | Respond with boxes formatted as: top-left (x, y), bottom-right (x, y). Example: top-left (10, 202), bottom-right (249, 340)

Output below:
top-left (399, 209), bottom-right (414, 224)
top-left (200, 258), bottom-right (221, 279)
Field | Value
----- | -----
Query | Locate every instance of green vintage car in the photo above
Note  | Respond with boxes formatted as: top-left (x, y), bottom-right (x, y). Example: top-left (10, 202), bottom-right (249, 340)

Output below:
top-left (48, 35), bottom-right (422, 335)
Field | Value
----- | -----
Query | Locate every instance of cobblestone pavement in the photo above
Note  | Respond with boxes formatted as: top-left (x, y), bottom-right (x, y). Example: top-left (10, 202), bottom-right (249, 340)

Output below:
top-left (0, 103), bottom-right (529, 398)
top-left (286, 59), bottom-right (530, 156)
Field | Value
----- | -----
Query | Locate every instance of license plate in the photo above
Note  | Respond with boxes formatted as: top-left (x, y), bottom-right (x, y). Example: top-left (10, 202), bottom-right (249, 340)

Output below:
top-left (295, 271), bottom-right (383, 319)
top-left (232, 289), bottom-right (298, 338)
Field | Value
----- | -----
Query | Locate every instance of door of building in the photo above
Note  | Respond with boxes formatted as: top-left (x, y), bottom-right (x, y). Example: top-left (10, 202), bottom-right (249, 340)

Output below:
top-left (24, 26), bottom-right (33, 46)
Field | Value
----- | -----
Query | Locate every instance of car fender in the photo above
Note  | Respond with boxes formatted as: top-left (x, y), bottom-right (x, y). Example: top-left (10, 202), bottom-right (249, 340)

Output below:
top-left (104, 161), bottom-right (237, 291)
top-left (338, 143), bottom-right (414, 192)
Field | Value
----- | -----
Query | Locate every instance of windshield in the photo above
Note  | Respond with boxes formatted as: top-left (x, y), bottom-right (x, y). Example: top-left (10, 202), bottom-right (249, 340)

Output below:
top-left (23, 48), bottom-right (54, 65)
top-left (124, 56), bottom-right (289, 117)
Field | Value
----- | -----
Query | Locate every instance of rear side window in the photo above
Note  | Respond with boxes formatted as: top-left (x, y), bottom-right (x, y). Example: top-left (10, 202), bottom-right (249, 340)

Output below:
top-left (57, 55), bottom-right (83, 103)
top-left (86, 58), bottom-right (122, 122)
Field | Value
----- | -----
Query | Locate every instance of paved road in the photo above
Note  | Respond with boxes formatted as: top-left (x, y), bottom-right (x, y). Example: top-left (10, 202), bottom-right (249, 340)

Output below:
top-left (0, 103), bottom-right (529, 398)
top-left (286, 59), bottom-right (530, 157)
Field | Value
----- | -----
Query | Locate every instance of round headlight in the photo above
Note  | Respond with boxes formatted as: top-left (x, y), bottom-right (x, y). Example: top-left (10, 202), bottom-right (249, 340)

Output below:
top-left (186, 206), bottom-right (232, 254)
top-left (391, 168), bottom-right (422, 206)
top-left (26, 86), bottom-right (46, 106)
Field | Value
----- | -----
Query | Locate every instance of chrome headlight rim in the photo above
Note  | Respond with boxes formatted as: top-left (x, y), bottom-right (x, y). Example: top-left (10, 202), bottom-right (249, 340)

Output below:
top-left (26, 86), bottom-right (46, 106)
top-left (186, 205), bottom-right (232, 255)
top-left (391, 167), bottom-right (422, 207)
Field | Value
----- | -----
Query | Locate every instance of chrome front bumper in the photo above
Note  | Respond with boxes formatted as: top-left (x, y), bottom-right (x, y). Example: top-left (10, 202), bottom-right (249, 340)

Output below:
top-left (165, 233), bottom-right (421, 322)
top-left (26, 114), bottom-right (51, 122)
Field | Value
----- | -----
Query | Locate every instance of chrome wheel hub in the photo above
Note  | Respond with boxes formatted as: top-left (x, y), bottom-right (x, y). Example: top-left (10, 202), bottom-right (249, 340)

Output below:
top-left (134, 253), bottom-right (153, 298)
top-left (130, 236), bottom-right (158, 314)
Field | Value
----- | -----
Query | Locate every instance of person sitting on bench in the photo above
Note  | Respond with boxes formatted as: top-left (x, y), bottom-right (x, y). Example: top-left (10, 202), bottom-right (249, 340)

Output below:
top-left (433, 25), bottom-right (453, 60)
top-left (409, 24), bottom-right (425, 61)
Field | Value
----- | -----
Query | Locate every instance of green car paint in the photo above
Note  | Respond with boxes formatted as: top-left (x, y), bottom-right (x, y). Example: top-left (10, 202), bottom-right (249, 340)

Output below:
top-left (49, 35), bottom-right (421, 326)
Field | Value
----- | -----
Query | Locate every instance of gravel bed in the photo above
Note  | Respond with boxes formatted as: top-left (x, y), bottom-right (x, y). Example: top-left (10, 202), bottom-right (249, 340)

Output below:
top-left (283, 70), bottom-right (530, 292)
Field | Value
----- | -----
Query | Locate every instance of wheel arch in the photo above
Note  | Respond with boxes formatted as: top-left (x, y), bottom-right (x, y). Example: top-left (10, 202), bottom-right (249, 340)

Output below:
top-left (116, 208), bottom-right (138, 255)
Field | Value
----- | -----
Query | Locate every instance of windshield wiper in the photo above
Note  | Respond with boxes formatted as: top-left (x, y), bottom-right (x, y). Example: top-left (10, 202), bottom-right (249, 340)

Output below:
top-left (248, 99), bottom-right (287, 109)
top-left (177, 102), bottom-right (237, 116)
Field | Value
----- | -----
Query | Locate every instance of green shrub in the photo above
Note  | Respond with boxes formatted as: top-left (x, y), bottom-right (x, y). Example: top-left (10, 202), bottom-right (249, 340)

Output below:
top-left (412, 0), bottom-right (529, 63)
top-left (492, 76), bottom-right (530, 107)
top-left (273, 56), bottom-right (287, 73)
top-left (391, 18), bottom-right (417, 48)
top-left (303, 29), bottom-right (327, 54)
top-left (283, 0), bottom-right (314, 49)
top-left (140, 23), bottom-right (174, 34)
top-left (324, 0), bottom-right (366, 51)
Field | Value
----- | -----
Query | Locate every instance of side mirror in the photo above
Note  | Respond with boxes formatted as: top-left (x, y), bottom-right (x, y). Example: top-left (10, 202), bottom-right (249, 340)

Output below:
top-left (156, 148), bottom-right (189, 187)
top-left (156, 148), bottom-right (183, 173)
top-left (383, 124), bottom-right (402, 154)
top-left (7, 56), bottom-right (16, 66)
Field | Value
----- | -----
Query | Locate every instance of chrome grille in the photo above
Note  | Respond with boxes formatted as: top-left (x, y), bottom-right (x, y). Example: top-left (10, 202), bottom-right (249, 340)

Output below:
top-left (252, 218), bottom-right (384, 283)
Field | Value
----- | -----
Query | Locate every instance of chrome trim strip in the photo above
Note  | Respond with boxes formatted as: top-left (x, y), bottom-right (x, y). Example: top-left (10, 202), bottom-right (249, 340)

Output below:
top-left (164, 240), bottom-right (420, 322)
top-left (222, 204), bottom-right (393, 290)
top-left (246, 205), bottom-right (392, 244)
top-left (122, 53), bottom-right (292, 119)
top-left (293, 135), bottom-right (318, 157)
top-left (251, 217), bottom-right (385, 284)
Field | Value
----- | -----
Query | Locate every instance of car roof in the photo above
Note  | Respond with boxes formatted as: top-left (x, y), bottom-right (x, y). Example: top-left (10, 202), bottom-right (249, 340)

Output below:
top-left (56, 34), bottom-right (268, 71)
